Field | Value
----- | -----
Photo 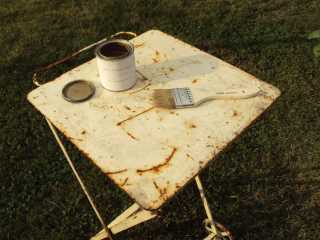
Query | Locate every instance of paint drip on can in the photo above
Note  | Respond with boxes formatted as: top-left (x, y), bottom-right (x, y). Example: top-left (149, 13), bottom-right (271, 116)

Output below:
top-left (95, 39), bottom-right (136, 91)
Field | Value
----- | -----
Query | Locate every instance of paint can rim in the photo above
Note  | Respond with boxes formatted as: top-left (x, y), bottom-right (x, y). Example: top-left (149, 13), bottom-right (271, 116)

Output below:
top-left (95, 39), bottom-right (134, 61)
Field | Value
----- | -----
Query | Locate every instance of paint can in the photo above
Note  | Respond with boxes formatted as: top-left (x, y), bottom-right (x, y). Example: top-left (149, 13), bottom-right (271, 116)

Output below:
top-left (95, 39), bottom-right (136, 91)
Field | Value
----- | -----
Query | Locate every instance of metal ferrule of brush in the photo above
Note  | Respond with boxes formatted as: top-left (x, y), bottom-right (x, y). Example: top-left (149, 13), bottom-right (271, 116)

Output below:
top-left (172, 88), bottom-right (194, 108)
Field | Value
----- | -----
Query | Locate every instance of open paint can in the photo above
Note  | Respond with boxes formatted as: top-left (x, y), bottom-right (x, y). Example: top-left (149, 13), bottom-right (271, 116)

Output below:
top-left (95, 39), bottom-right (136, 91)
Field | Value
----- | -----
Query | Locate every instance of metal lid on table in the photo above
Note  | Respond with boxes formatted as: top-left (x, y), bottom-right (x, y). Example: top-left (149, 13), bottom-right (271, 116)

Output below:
top-left (62, 80), bottom-right (95, 103)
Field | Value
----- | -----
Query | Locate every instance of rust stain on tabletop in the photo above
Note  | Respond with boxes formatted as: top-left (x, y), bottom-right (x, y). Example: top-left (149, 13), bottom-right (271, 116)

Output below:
top-left (153, 180), bottom-right (168, 199)
top-left (152, 50), bottom-right (161, 63)
top-left (69, 136), bottom-right (83, 142)
top-left (185, 121), bottom-right (197, 129)
top-left (126, 131), bottom-right (138, 140)
top-left (186, 153), bottom-right (194, 160)
top-left (120, 177), bottom-right (129, 186)
top-left (262, 94), bottom-right (275, 101)
top-left (117, 106), bottom-right (155, 126)
top-left (118, 123), bottom-right (138, 140)
top-left (105, 169), bottom-right (127, 175)
top-left (233, 110), bottom-right (239, 117)
top-left (136, 70), bottom-right (148, 81)
top-left (136, 147), bottom-right (177, 175)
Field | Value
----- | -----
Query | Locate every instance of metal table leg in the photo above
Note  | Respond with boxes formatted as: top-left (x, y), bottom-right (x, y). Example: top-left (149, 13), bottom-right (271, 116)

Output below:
top-left (195, 175), bottom-right (233, 240)
top-left (45, 118), bottom-right (113, 240)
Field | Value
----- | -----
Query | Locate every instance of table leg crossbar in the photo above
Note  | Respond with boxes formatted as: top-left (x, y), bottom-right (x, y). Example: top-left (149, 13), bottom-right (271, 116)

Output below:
top-left (91, 203), bottom-right (157, 239)
top-left (46, 118), bottom-right (232, 240)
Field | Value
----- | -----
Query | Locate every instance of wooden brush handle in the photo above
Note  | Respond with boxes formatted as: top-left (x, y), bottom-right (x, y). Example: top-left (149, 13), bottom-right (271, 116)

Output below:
top-left (193, 88), bottom-right (263, 106)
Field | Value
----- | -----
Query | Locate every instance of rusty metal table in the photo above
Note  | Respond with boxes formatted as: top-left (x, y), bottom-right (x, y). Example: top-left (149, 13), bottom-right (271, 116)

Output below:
top-left (27, 30), bottom-right (280, 239)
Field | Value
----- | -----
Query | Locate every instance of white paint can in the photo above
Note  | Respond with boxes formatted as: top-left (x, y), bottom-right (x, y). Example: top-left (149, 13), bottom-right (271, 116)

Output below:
top-left (95, 39), bottom-right (136, 91)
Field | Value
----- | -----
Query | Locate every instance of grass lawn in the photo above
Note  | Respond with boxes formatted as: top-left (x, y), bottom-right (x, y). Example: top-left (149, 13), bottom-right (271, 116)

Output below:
top-left (1, 0), bottom-right (320, 239)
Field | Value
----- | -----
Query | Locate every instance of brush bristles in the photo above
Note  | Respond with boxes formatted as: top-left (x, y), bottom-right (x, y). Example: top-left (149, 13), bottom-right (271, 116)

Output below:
top-left (152, 89), bottom-right (176, 109)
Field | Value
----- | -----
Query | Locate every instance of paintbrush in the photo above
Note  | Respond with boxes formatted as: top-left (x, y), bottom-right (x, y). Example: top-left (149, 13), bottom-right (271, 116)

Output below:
top-left (152, 87), bottom-right (264, 109)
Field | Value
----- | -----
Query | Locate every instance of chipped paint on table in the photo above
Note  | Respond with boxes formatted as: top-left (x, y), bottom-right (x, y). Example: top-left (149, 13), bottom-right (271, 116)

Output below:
top-left (27, 30), bottom-right (280, 210)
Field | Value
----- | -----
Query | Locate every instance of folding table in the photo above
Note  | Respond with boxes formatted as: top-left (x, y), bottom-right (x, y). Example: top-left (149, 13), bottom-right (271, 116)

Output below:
top-left (27, 30), bottom-right (280, 239)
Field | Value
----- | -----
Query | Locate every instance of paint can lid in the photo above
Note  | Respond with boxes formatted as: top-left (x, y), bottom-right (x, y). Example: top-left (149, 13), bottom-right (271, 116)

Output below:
top-left (62, 80), bottom-right (95, 103)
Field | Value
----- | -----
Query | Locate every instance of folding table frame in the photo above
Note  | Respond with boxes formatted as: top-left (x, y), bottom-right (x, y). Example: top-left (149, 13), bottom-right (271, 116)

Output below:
top-left (29, 30), bottom-right (280, 240)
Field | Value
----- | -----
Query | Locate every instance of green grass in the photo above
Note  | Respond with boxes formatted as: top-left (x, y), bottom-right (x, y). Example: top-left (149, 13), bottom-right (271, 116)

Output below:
top-left (1, 0), bottom-right (320, 239)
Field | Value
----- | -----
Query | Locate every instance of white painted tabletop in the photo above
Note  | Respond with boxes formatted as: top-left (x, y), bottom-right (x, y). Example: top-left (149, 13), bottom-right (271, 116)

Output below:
top-left (28, 30), bottom-right (280, 210)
